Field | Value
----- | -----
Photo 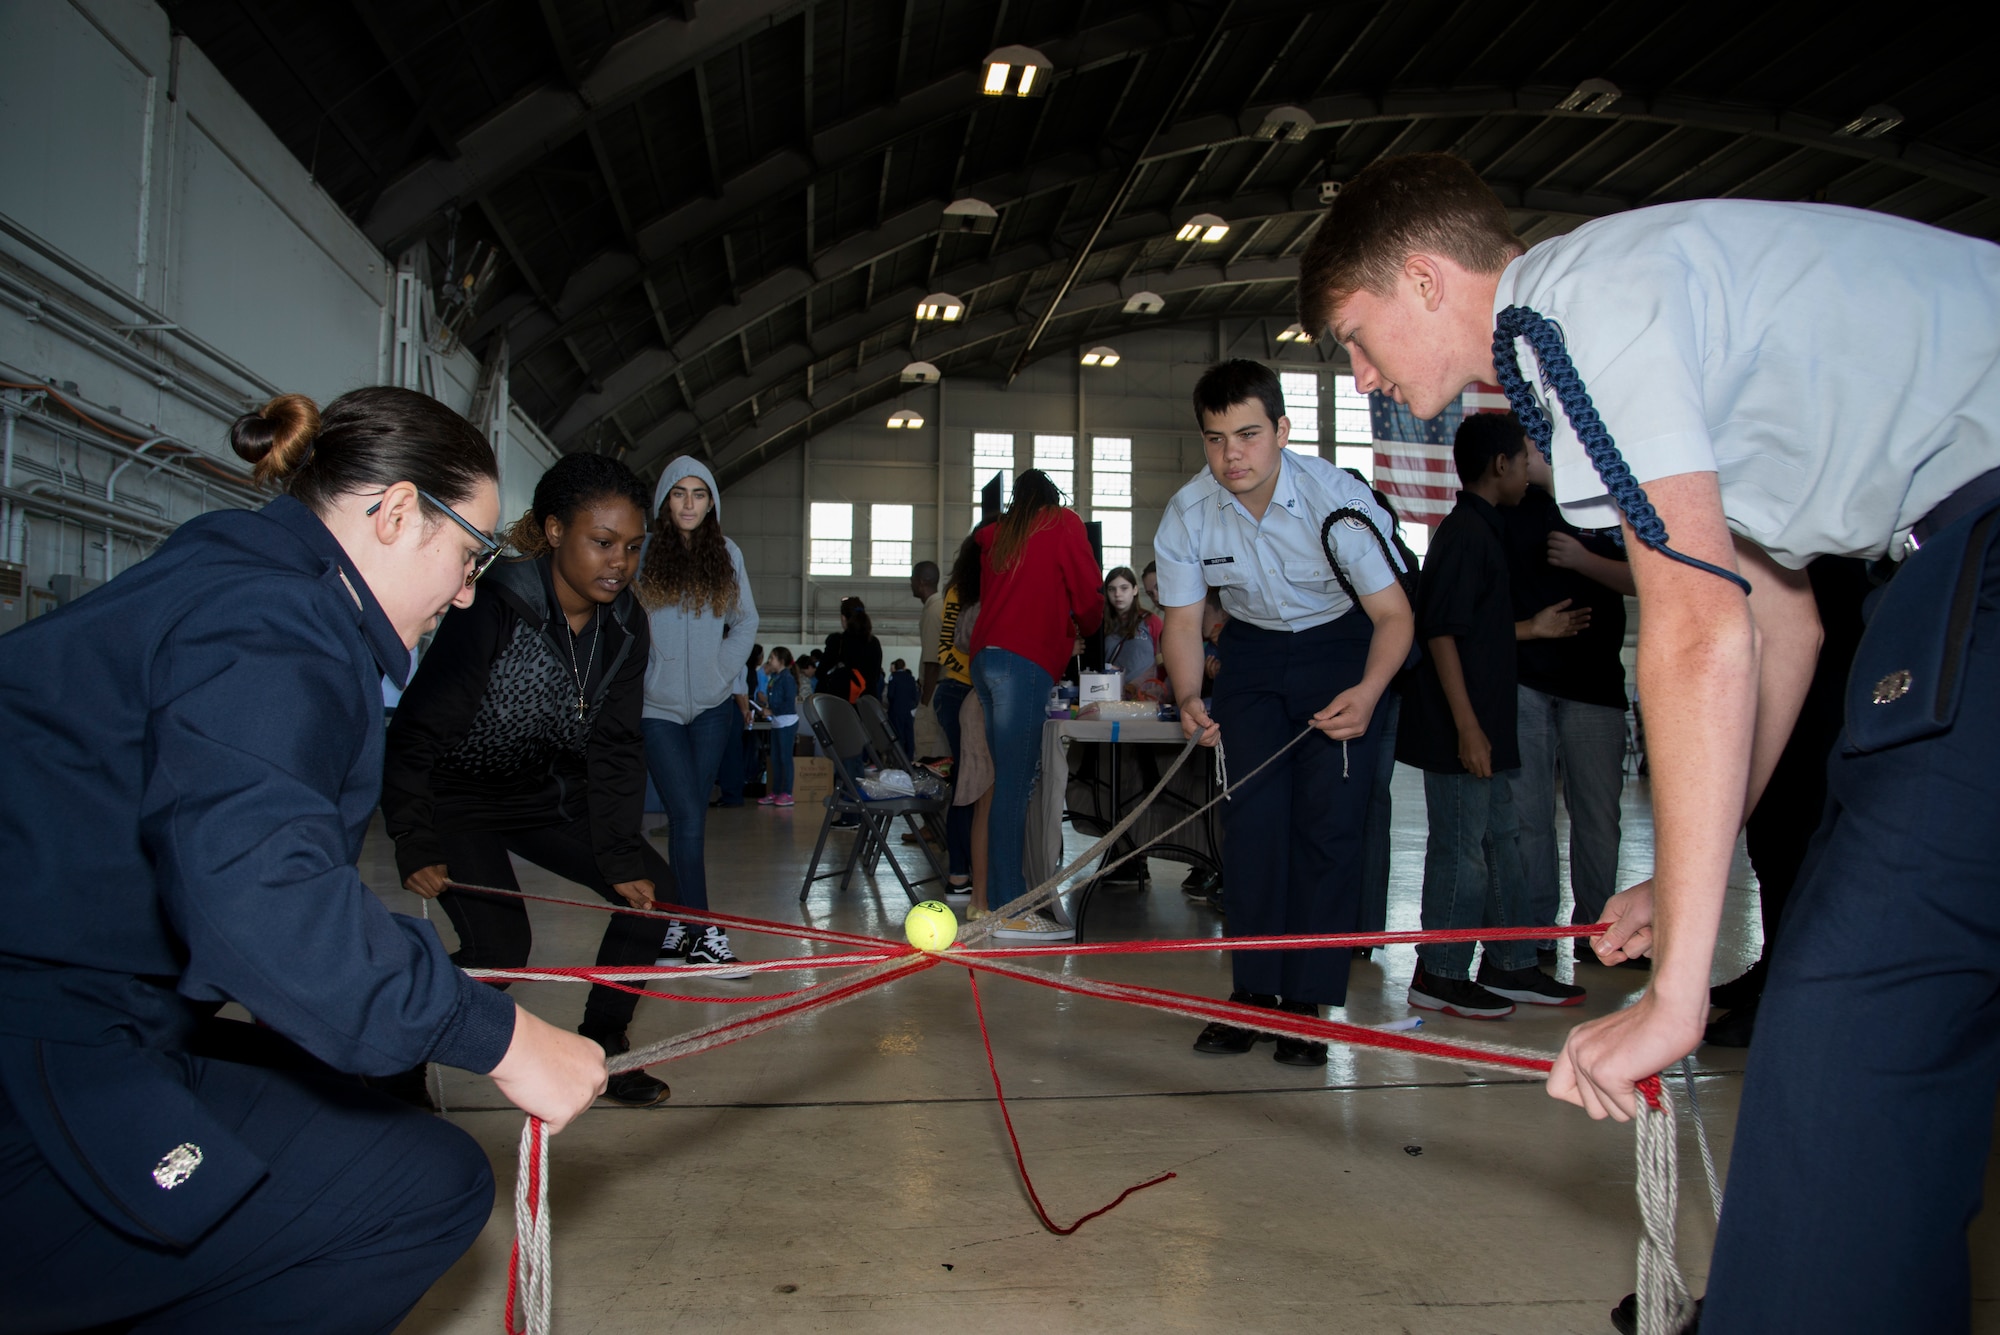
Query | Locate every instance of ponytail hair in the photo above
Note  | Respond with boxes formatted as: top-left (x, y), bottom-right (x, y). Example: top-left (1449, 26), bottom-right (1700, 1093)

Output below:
top-left (230, 386), bottom-right (495, 517)
top-left (505, 453), bottom-right (651, 557)
top-left (990, 468), bottom-right (1064, 571)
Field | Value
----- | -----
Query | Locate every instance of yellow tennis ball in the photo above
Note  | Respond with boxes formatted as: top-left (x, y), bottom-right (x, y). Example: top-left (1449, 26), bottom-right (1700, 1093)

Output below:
top-left (904, 900), bottom-right (959, 952)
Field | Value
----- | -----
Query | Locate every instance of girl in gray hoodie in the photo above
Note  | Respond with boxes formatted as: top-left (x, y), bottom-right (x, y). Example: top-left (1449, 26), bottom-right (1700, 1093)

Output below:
top-left (638, 457), bottom-right (757, 973)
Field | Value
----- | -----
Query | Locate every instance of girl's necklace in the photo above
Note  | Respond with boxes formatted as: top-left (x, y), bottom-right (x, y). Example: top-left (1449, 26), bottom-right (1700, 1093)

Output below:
top-left (563, 605), bottom-right (600, 720)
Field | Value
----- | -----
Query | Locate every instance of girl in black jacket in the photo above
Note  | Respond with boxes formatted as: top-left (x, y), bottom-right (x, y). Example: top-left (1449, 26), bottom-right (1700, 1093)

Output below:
top-left (384, 455), bottom-right (676, 1107)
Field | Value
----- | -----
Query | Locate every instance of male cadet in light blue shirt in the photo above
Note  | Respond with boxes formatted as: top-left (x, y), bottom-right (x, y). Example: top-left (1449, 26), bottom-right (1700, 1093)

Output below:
top-left (1155, 359), bottom-right (1414, 1066)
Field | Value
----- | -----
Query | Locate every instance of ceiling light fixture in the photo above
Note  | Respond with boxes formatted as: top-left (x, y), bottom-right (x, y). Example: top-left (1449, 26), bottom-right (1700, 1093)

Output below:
top-left (1837, 104), bottom-right (1903, 138)
top-left (1255, 106), bottom-right (1314, 143)
top-left (887, 408), bottom-right (926, 429)
top-left (900, 361), bottom-right (940, 385)
top-left (1275, 324), bottom-right (1311, 344)
top-left (1556, 78), bottom-right (1621, 114)
top-left (981, 46), bottom-right (1051, 98)
top-left (916, 292), bottom-right (964, 322)
top-left (942, 198), bottom-right (999, 234)
top-left (1080, 346), bottom-right (1120, 367)
top-left (1176, 213), bottom-right (1229, 243)
top-left (1123, 291), bottom-right (1165, 315)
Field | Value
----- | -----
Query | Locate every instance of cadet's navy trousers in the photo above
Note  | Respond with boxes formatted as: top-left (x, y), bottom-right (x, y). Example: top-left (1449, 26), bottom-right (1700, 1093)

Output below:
top-left (1706, 512), bottom-right (2000, 1332)
top-left (0, 1054), bottom-right (492, 1333)
top-left (1211, 611), bottom-right (1381, 1007)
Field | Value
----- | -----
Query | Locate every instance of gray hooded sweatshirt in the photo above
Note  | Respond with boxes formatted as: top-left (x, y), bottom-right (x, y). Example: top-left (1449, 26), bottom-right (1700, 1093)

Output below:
top-left (642, 457), bottom-right (759, 724)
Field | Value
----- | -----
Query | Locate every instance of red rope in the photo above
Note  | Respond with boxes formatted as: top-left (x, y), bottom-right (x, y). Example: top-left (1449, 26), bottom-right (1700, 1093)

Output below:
top-left (966, 970), bottom-right (1176, 1234)
top-left (957, 923), bottom-right (1606, 959)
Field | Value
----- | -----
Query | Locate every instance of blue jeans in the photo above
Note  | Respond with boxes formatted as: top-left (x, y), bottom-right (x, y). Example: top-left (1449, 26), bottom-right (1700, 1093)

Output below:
top-left (1507, 686), bottom-right (1626, 934)
top-left (932, 679), bottom-right (974, 878)
top-left (972, 648), bottom-right (1053, 909)
top-left (1416, 768), bottom-right (1536, 978)
top-left (715, 713), bottom-right (747, 806)
top-left (1359, 690), bottom-right (1403, 934)
top-left (641, 701), bottom-right (737, 911)
top-left (768, 724), bottom-right (796, 795)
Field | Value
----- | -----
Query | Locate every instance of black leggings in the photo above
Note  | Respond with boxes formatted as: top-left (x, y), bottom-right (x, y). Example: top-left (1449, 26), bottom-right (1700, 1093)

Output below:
top-left (435, 819), bottom-right (676, 1037)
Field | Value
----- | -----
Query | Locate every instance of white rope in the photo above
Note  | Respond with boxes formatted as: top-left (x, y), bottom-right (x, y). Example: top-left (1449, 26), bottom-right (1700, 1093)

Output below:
top-left (1633, 1085), bottom-right (1698, 1335)
top-left (1679, 1057), bottom-right (1723, 1223)
top-left (512, 1117), bottom-right (552, 1335)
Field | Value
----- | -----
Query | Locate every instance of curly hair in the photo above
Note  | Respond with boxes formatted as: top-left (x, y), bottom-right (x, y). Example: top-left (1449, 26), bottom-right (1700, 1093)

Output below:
top-left (505, 453), bottom-right (651, 557)
top-left (638, 505), bottom-right (739, 614)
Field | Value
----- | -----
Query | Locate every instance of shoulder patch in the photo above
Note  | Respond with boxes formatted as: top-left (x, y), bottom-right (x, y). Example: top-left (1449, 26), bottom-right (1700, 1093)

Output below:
top-left (1340, 515), bottom-right (1372, 532)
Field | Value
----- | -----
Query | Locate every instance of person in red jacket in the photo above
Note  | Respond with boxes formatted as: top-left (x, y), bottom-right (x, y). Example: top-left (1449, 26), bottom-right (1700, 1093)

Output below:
top-left (970, 469), bottom-right (1104, 941)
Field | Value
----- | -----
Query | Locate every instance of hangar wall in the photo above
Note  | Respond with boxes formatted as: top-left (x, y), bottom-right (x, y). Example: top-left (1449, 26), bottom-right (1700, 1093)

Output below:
top-left (0, 0), bottom-right (558, 621)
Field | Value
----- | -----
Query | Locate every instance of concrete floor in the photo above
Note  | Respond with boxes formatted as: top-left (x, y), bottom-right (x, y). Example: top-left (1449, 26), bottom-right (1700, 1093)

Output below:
top-left (370, 766), bottom-right (2000, 1334)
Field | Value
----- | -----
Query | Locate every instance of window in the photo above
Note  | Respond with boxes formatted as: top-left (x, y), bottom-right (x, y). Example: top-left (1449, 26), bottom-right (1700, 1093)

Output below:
top-left (1279, 371), bottom-right (1320, 452)
top-left (809, 502), bottom-right (852, 576)
top-left (1334, 446), bottom-right (1375, 482)
top-left (1401, 519), bottom-right (1431, 563)
top-left (869, 504), bottom-right (914, 577)
top-left (1093, 509), bottom-right (1132, 572)
top-left (972, 432), bottom-right (1014, 511)
top-left (1333, 374), bottom-right (1372, 443)
top-left (1091, 436), bottom-right (1132, 508)
top-left (1033, 434), bottom-right (1074, 502)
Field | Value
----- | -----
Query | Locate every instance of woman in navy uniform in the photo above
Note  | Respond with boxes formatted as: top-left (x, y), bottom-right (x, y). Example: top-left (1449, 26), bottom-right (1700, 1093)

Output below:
top-left (0, 389), bottom-right (606, 1332)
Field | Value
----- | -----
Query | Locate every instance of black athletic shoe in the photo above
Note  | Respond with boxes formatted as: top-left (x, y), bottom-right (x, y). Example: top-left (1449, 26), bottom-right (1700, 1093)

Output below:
top-left (1407, 965), bottom-right (1515, 1019)
top-left (1610, 1292), bottom-right (1701, 1334)
top-left (1192, 991), bottom-right (1277, 1053)
top-left (603, 1068), bottom-right (672, 1107)
top-left (1703, 999), bottom-right (1759, 1049)
top-left (1271, 1000), bottom-right (1327, 1067)
top-left (1477, 962), bottom-right (1587, 1007)
top-left (1710, 955), bottom-right (1769, 1010)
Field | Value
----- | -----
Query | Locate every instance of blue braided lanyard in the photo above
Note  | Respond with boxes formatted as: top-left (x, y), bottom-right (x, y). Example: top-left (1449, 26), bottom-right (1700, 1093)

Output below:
top-left (1491, 305), bottom-right (1751, 596)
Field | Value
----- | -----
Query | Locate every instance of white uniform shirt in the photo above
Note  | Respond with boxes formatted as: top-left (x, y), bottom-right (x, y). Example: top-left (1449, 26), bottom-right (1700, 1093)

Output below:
top-left (1494, 200), bottom-right (2000, 568)
top-left (1152, 450), bottom-right (1402, 631)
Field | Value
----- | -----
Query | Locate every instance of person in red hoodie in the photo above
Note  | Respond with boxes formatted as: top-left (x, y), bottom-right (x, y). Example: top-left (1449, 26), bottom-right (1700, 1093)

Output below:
top-left (970, 469), bottom-right (1105, 942)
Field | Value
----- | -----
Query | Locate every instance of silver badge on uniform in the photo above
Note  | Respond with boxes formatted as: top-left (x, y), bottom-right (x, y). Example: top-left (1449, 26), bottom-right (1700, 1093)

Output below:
top-left (153, 1142), bottom-right (204, 1190)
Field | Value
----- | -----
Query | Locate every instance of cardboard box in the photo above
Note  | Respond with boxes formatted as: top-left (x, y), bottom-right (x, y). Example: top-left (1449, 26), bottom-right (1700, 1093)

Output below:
top-left (1079, 670), bottom-right (1124, 703)
top-left (792, 756), bottom-right (836, 806)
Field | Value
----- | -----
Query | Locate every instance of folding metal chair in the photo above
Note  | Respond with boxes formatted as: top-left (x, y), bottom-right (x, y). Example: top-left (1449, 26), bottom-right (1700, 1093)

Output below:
top-left (796, 693), bottom-right (950, 904)
top-left (856, 695), bottom-right (950, 854)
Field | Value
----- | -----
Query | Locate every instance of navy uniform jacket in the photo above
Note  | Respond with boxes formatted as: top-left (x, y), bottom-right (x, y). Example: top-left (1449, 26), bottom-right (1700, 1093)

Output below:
top-left (0, 495), bottom-right (515, 1249)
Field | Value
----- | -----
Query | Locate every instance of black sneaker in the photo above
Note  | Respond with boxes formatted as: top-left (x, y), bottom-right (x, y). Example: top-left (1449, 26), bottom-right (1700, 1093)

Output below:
top-left (684, 925), bottom-right (753, 979)
top-left (1710, 955), bottom-right (1768, 1010)
top-left (579, 1024), bottom-right (672, 1107)
top-left (1407, 965), bottom-right (1515, 1019)
top-left (1192, 991), bottom-right (1277, 1053)
top-left (1703, 999), bottom-right (1758, 1049)
top-left (1610, 1292), bottom-right (1702, 1334)
top-left (1477, 962), bottom-right (1587, 1007)
top-left (655, 919), bottom-right (689, 965)
top-left (604, 1068), bottom-right (672, 1107)
top-left (1272, 1000), bottom-right (1327, 1067)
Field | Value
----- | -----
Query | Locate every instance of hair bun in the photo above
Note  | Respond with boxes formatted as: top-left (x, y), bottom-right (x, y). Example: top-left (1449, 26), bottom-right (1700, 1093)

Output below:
top-left (231, 393), bottom-right (323, 484)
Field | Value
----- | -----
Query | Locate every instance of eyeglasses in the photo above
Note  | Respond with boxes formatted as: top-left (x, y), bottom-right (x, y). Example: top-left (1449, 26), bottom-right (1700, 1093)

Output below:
top-left (367, 488), bottom-right (506, 582)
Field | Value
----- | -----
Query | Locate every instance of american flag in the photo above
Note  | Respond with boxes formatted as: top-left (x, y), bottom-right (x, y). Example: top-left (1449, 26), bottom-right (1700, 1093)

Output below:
top-left (1371, 382), bottom-right (1511, 525)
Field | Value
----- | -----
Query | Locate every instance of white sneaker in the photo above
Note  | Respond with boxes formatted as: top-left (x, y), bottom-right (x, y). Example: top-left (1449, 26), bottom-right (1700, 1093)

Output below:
top-left (654, 919), bottom-right (689, 966)
top-left (991, 913), bottom-right (1075, 943)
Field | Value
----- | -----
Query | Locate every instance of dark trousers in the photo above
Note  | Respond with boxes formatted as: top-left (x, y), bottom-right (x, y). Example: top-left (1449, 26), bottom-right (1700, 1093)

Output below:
top-left (1211, 613), bottom-right (1381, 1007)
top-left (436, 817), bottom-right (676, 1036)
top-left (932, 678), bottom-right (974, 878)
top-left (0, 1055), bottom-right (491, 1334)
top-left (1705, 529), bottom-right (2000, 1332)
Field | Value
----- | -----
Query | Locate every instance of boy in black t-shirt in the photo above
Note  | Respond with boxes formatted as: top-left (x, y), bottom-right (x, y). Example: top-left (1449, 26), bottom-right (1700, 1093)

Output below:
top-left (1499, 488), bottom-right (1634, 957)
top-left (1398, 414), bottom-right (1589, 1018)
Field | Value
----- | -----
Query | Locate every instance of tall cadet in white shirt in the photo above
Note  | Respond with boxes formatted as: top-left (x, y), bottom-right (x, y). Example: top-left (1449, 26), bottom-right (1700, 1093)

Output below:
top-left (1156, 360), bottom-right (1414, 1066)
top-left (1300, 152), bottom-right (2000, 1332)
